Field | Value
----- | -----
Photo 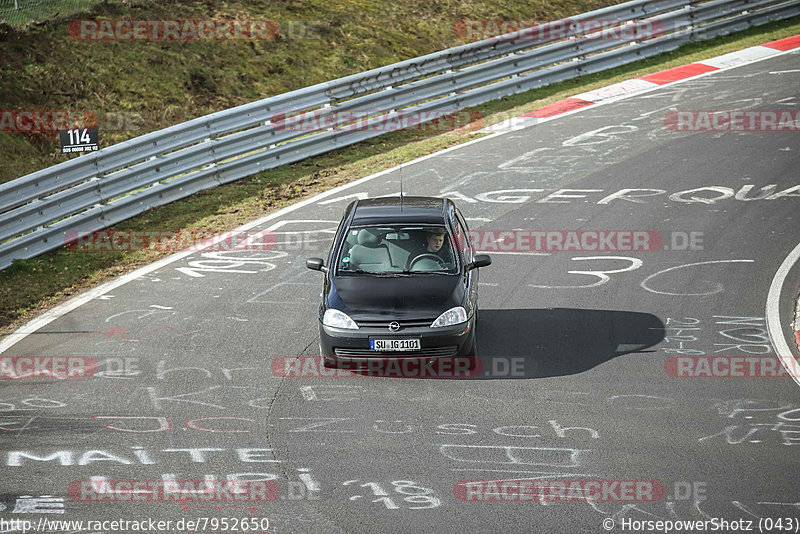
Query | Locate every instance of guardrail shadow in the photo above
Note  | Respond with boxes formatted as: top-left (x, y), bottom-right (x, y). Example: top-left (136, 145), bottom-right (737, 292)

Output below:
top-left (476, 308), bottom-right (665, 379)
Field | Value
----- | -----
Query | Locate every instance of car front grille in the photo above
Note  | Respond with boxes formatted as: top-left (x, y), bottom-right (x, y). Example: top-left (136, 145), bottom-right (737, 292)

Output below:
top-left (355, 318), bottom-right (436, 329)
top-left (334, 346), bottom-right (459, 357)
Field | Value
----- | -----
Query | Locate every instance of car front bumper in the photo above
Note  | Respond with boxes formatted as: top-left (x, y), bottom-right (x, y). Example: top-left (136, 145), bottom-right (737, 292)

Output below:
top-left (319, 315), bottom-right (476, 364)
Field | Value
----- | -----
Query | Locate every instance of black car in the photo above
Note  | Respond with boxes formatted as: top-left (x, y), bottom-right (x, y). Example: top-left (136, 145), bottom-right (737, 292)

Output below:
top-left (306, 196), bottom-right (491, 367)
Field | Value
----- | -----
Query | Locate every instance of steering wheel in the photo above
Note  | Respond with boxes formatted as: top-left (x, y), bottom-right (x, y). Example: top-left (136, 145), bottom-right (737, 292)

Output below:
top-left (408, 253), bottom-right (447, 271)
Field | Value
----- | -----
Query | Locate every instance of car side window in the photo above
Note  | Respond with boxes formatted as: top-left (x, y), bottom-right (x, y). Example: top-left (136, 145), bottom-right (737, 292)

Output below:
top-left (452, 209), bottom-right (472, 263)
top-left (338, 229), bottom-right (362, 271)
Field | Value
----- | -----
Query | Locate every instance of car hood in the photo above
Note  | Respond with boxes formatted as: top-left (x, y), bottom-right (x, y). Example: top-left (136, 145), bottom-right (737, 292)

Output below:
top-left (329, 275), bottom-right (465, 321)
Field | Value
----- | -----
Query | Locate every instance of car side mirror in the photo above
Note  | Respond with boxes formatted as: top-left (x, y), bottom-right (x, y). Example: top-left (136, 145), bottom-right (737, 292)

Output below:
top-left (467, 254), bottom-right (492, 271)
top-left (306, 257), bottom-right (327, 272)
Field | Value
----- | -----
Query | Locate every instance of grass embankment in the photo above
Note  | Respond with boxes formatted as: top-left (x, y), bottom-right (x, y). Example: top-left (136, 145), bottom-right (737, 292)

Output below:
top-left (1, 0), bottom-right (799, 334)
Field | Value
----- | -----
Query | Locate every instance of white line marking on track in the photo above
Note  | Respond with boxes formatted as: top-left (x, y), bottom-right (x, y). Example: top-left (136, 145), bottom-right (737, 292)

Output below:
top-left (766, 242), bottom-right (800, 389)
top-left (300, 386), bottom-right (317, 401)
top-left (640, 260), bottom-right (754, 296)
top-left (460, 475), bottom-right (594, 480)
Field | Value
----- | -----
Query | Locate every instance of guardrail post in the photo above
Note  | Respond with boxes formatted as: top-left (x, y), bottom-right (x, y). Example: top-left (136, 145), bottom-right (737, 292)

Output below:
top-left (689, 0), bottom-right (700, 41)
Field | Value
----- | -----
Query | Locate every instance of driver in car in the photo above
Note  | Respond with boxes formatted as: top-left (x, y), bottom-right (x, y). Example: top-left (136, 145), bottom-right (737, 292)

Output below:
top-left (408, 228), bottom-right (455, 269)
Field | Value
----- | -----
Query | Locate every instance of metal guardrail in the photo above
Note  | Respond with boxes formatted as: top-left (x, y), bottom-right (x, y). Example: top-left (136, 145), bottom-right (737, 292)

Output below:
top-left (1, 0), bottom-right (798, 269)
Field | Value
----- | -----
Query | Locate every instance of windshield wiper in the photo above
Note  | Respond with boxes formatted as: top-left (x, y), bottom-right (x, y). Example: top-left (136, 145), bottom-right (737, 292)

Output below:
top-left (395, 269), bottom-right (451, 275)
top-left (344, 268), bottom-right (453, 276)
top-left (341, 268), bottom-right (384, 276)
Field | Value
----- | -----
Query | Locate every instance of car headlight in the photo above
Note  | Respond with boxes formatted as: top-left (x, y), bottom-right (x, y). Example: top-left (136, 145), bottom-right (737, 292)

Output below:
top-left (430, 306), bottom-right (469, 328)
top-left (323, 309), bottom-right (359, 329)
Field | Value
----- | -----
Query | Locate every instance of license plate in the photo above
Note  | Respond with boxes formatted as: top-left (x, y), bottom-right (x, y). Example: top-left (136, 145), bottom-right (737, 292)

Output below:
top-left (370, 339), bottom-right (421, 351)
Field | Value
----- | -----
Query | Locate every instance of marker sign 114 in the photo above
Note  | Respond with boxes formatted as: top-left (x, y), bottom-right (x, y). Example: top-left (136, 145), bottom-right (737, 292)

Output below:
top-left (59, 127), bottom-right (99, 154)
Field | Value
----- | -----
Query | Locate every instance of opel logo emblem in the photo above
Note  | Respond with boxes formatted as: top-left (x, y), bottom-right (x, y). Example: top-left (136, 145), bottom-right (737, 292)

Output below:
top-left (388, 321), bottom-right (400, 332)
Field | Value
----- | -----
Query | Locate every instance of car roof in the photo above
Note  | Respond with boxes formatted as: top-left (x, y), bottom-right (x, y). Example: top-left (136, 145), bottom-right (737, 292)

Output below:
top-left (350, 196), bottom-right (449, 225)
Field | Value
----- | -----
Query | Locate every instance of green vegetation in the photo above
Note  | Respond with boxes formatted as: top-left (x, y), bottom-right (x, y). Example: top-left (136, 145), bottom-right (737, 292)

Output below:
top-left (0, 0), bottom-right (799, 333)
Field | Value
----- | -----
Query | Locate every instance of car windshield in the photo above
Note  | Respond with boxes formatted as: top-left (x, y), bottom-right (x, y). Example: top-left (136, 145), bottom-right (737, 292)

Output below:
top-left (336, 224), bottom-right (458, 275)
